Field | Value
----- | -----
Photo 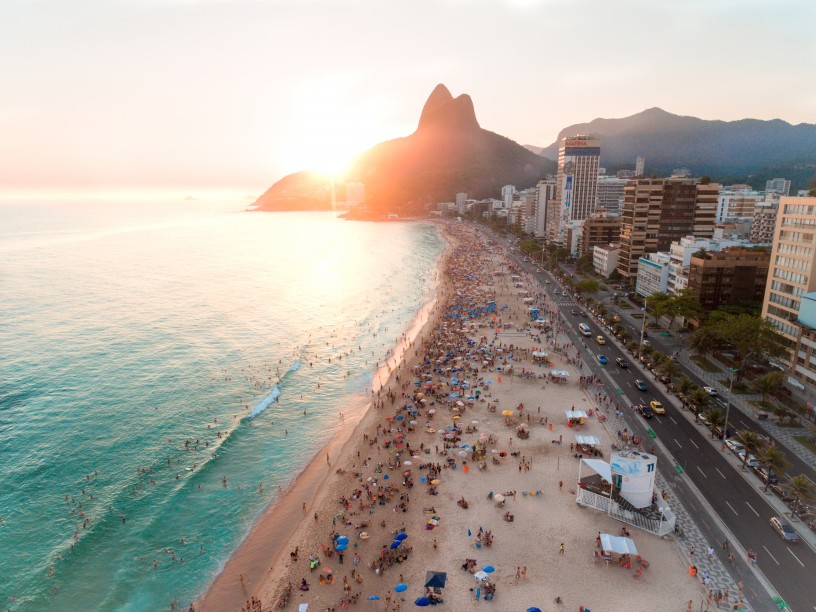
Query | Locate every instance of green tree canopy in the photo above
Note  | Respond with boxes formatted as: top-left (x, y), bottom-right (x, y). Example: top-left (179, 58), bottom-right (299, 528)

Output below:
top-left (575, 278), bottom-right (600, 295)
top-left (758, 446), bottom-right (791, 491)
top-left (576, 253), bottom-right (594, 274)
top-left (706, 314), bottom-right (788, 379)
top-left (750, 371), bottom-right (785, 402)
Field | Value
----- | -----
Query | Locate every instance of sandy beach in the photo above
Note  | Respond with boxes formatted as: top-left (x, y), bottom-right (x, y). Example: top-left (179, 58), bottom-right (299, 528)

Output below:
top-left (199, 221), bottom-right (706, 612)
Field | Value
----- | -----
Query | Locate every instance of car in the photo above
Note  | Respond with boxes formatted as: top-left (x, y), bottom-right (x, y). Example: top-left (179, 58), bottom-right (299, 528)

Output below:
top-left (597, 355), bottom-right (608, 365)
top-left (615, 357), bottom-right (628, 368)
top-left (637, 404), bottom-right (654, 419)
top-left (571, 309), bottom-right (580, 315)
top-left (580, 311), bottom-right (588, 318)
top-left (755, 466), bottom-right (779, 485)
top-left (738, 449), bottom-right (760, 468)
top-left (703, 387), bottom-right (718, 396)
top-left (725, 439), bottom-right (744, 455)
top-left (596, 336), bottom-right (606, 345)
top-left (649, 400), bottom-right (665, 415)
top-left (612, 315), bottom-right (621, 322)
top-left (769, 516), bottom-right (799, 543)
top-left (635, 379), bottom-right (647, 391)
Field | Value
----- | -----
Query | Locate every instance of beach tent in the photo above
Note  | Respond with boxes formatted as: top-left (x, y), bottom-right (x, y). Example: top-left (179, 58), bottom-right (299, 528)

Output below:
top-left (575, 435), bottom-right (601, 447)
top-left (424, 570), bottom-right (448, 588)
top-left (599, 533), bottom-right (638, 555)
top-left (564, 410), bottom-right (587, 420)
top-left (551, 370), bottom-right (569, 378)
top-left (531, 351), bottom-right (548, 358)
top-left (580, 458), bottom-right (612, 482)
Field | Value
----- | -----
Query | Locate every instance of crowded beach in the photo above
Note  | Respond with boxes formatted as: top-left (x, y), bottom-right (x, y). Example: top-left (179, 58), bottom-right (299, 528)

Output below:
top-left (201, 222), bottom-right (704, 611)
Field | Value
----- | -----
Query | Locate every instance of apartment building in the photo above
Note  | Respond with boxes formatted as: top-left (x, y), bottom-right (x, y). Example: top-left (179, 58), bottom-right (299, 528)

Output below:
top-left (687, 247), bottom-right (770, 310)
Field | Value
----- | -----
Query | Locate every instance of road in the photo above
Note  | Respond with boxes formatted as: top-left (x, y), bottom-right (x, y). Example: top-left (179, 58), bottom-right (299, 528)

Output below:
top-left (507, 248), bottom-right (816, 611)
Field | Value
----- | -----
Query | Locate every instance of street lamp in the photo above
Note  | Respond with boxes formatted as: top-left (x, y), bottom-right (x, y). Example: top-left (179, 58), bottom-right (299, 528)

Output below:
top-left (639, 295), bottom-right (648, 348)
top-left (721, 367), bottom-right (739, 450)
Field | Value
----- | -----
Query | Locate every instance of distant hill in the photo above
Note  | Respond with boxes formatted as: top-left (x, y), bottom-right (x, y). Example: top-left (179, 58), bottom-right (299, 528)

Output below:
top-left (538, 108), bottom-right (816, 190)
top-left (255, 85), bottom-right (554, 215)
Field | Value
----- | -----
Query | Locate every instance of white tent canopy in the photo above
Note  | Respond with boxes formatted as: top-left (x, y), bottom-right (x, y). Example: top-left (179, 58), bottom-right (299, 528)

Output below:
top-left (575, 435), bottom-right (601, 446)
top-left (600, 534), bottom-right (638, 555)
top-left (551, 370), bottom-right (569, 378)
top-left (581, 458), bottom-right (611, 482)
top-left (532, 351), bottom-right (549, 358)
top-left (565, 409), bottom-right (587, 419)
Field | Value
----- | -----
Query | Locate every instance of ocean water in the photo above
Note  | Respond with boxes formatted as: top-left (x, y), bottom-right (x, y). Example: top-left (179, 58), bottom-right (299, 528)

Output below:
top-left (0, 200), bottom-right (445, 610)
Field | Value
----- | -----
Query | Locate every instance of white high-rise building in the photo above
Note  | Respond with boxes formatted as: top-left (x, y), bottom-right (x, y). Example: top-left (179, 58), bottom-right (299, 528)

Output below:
top-left (555, 135), bottom-right (600, 245)
top-left (716, 185), bottom-right (765, 223)
top-left (455, 192), bottom-right (467, 214)
top-left (635, 156), bottom-right (645, 177)
top-left (502, 185), bottom-right (515, 209)
top-left (536, 178), bottom-right (557, 239)
top-left (597, 176), bottom-right (629, 213)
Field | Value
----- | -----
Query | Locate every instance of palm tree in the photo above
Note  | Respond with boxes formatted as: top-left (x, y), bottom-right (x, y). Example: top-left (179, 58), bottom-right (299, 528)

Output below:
top-left (690, 388), bottom-right (710, 420)
top-left (758, 446), bottom-right (791, 492)
top-left (689, 326), bottom-right (719, 358)
top-left (679, 376), bottom-right (694, 397)
top-left (707, 407), bottom-right (725, 436)
top-left (735, 430), bottom-right (766, 470)
top-left (783, 474), bottom-right (816, 518)
top-left (750, 371), bottom-right (784, 402)
top-left (658, 358), bottom-right (680, 382)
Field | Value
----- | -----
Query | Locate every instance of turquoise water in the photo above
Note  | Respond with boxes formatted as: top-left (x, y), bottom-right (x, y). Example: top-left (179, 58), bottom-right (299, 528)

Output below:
top-left (0, 201), bottom-right (444, 610)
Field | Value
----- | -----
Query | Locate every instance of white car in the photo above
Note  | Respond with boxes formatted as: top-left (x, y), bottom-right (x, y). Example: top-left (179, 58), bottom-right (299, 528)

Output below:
top-left (703, 387), bottom-right (718, 396)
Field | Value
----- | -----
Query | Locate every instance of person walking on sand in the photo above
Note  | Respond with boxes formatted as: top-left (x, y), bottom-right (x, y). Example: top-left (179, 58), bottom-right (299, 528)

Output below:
top-left (559, 543), bottom-right (565, 555)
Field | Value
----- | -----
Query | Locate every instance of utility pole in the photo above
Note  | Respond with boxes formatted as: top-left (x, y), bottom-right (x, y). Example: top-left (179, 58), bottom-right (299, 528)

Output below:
top-left (722, 367), bottom-right (738, 449)
top-left (639, 296), bottom-right (648, 348)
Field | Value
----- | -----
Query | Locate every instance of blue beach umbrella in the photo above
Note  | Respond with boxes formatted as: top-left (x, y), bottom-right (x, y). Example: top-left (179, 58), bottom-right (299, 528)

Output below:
top-left (383, 474), bottom-right (389, 480)
top-left (395, 415), bottom-right (404, 421)
top-left (337, 536), bottom-right (349, 545)
top-left (527, 608), bottom-right (543, 612)
top-left (394, 583), bottom-right (408, 593)
top-left (368, 595), bottom-right (380, 600)
top-left (483, 565), bottom-right (495, 573)
top-left (390, 540), bottom-right (401, 549)
top-left (395, 532), bottom-right (408, 541)
top-left (336, 543), bottom-right (347, 551)
top-left (415, 597), bottom-right (431, 607)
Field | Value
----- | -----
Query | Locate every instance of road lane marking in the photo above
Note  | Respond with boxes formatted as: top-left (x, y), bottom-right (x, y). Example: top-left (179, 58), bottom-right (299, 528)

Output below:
top-left (696, 466), bottom-right (707, 478)
top-left (669, 416), bottom-right (678, 424)
top-left (788, 548), bottom-right (805, 568)
top-left (725, 501), bottom-right (739, 516)
top-left (674, 438), bottom-right (682, 448)
top-left (715, 468), bottom-right (726, 479)
top-left (763, 546), bottom-right (780, 565)
top-left (690, 439), bottom-right (699, 449)
top-left (745, 502), bottom-right (760, 517)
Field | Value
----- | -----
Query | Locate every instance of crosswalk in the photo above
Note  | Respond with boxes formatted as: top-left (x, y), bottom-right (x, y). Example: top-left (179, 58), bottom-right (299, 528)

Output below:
top-left (553, 300), bottom-right (579, 306)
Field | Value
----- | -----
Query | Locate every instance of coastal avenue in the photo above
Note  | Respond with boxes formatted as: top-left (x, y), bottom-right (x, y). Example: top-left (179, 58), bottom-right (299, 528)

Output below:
top-left (505, 247), bottom-right (816, 611)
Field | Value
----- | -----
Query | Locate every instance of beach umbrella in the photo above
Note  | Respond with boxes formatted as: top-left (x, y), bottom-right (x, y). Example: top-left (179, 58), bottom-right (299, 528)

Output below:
top-left (431, 479), bottom-right (440, 485)
top-left (367, 595), bottom-right (380, 600)
top-left (337, 536), bottom-right (349, 545)
top-left (527, 608), bottom-right (543, 612)
top-left (424, 571), bottom-right (447, 588)
top-left (493, 494), bottom-right (505, 502)
top-left (390, 541), bottom-right (402, 549)
top-left (419, 477), bottom-right (427, 483)
top-left (395, 415), bottom-right (404, 421)
top-left (409, 420), bottom-right (417, 425)
top-left (322, 567), bottom-right (333, 573)
top-left (394, 583), bottom-right (408, 593)
top-left (483, 565), bottom-right (495, 573)
top-left (404, 460), bottom-right (412, 466)
top-left (474, 571), bottom-right (488, 581)
top-left (428, 409), bottom-right (436, 414)
top-left (336, 543), bottom-right (348, 551)
top-left (395, 532), bottom-right (408, 541)
top-left (415, 597), bottom-right (431, 607)
top-left (359, 532), bottom-right (369, 539)
top-left (456, 400), bottom-right (464, 407)
top-left (501, 410), bottom-right (513, 416)
top-left (453, 416), bottom-right (461, 421)
top-left (383, 474), bottom-right (389, 480)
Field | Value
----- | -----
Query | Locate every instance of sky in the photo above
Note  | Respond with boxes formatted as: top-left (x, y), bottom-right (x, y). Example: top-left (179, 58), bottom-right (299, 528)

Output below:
top-left (2, 0), bottom-right (814, 199)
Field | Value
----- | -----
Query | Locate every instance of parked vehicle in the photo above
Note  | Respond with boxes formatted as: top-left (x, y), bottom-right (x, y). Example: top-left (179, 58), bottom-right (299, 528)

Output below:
top-left (769, 516), bottom-right (799, 543)
top-left (596, 335), bottom-right (606, 345)
top-left (754, 466), bottom-right (779, 485)
top-left (703, 387), bottom-right (718, 396)
top-left (738, 450), bottom-right (760, 468)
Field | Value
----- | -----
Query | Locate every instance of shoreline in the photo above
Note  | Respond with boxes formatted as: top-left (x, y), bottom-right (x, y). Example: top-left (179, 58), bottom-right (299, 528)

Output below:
top-left (197, 225), bottom-right (450, 611)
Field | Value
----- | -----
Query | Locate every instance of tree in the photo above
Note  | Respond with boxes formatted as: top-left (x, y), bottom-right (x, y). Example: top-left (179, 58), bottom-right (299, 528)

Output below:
top-left (679, 376), bottom-right (694, 397)
top-left (758, 446), bottom-right (790, 492)
top-left (650, 289), bottom-right (703, 330)
top-left (658, 357), bottom-right (680, 381)
top-left (706, 314), bottom-right (788, 380)
top-left (783, 474), bottom-right (816, 518)
top-left (735, 430), bottom-right (766, 470)
top-left (575, 278), bottom-right (600, 295)
top-left (576, 253), bottom-right (594, 274)
top-left (689, 326), bottom-right (720, 358)
top-left (519, 239), bottom-right (542, 257)
top-left (690, 388), bottom-right (710, 420)
top-left (750, 371), bottom-right (784, 402)
top-left (707, 406), bottom-right (725, 431)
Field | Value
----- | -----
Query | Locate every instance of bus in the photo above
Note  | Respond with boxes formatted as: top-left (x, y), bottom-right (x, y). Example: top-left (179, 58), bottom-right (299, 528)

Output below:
top-left (578, 323), bottom-right (591, 337)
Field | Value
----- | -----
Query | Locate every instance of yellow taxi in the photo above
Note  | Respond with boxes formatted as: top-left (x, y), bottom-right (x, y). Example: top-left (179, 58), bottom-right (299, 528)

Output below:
top-left (649, 400), bottom-right (666, 415)
top-left (596, 335), bottom-right (606, 345)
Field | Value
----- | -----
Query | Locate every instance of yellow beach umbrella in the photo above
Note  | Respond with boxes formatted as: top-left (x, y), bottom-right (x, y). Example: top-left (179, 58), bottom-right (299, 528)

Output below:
top-left (501, 410), bottom-right (513, 417)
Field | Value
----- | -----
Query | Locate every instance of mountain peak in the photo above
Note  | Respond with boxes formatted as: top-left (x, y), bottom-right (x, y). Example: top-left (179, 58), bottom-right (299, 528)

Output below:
top-left (417, 85), bottom-right (479, 132)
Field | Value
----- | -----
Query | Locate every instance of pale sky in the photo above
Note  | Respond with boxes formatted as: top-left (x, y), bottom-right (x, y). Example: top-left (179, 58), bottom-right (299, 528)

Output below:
top-left (2, 0), bottom-right (814, 199)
